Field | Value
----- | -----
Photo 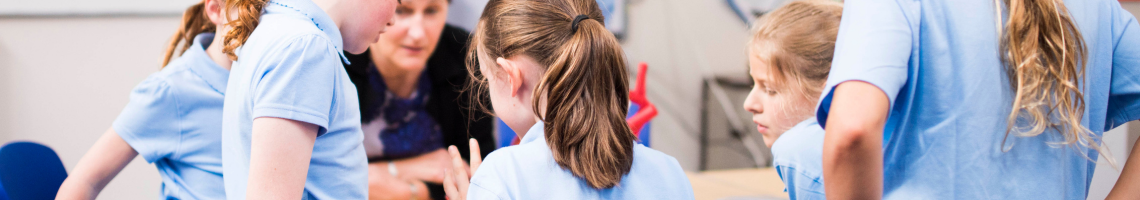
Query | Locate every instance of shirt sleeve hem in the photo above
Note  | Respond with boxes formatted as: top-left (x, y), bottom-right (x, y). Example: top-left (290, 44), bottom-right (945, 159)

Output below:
top-left (111, 125), bottom-right (162, 163)
top-left (252, 106), bottom-right (330, 132)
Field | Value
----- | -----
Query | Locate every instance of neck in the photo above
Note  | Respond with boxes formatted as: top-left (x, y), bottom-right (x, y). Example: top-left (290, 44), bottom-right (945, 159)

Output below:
top-left (370, 50), bottom-right (425, 98)
top-left (206, 30), bottom-right (233, 70)
top-left (312, 0), bottom-right (344, 28)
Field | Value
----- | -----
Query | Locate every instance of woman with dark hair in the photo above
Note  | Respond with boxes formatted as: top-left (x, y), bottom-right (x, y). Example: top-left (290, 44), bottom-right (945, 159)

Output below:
top-left (343, 0), bottom-right (495, 199)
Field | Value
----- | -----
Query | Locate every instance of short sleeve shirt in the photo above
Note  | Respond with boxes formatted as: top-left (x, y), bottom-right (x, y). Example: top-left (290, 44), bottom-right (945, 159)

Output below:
top-left (815, 0), bottom-right (1140, 199)
top-left (771, 118), bottom-right (826, 200)
top-left (220, 0), bottom-right (368, 199)
top-left (112, 33), bottom-right (227, 199)
top-left (466, 123), bottom-right (695, 200)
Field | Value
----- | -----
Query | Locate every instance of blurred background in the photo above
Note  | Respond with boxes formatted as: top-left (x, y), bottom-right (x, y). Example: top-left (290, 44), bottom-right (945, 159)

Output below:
top-left (1, 0), bottom-right (1139, 199)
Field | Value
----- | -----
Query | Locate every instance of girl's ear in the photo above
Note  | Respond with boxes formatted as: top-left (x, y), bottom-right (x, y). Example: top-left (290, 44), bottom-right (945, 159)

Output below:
top-left (496, 57), bottom-right (524, 98)
top-left (204, 0), bottom-right (226, 25)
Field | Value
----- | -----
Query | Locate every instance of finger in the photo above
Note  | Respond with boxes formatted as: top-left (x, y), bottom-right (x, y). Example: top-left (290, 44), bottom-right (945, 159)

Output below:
top-left (448, 145), bottom-right (471, 196)
top-left (443, 169), bottom-right (461, 200)
top-left (469, 138), bottom-right (482, 173)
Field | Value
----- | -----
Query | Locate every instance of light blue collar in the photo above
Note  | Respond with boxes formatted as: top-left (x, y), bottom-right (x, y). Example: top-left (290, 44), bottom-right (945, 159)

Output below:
top-left (184, 33), bottom-right (229, 94)
top-left (267, 0), bottom-right (350, 64)
top-left (777, 117), bottom-right (818, 141)
top-left (520, 122), bottom-right (545, 144)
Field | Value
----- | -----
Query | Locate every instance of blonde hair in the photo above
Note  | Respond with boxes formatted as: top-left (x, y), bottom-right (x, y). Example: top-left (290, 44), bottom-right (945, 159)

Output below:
top-left (467, 0), bottom-right (634, 189)
top-left (748, 0), bottom-right (842, 101)
top-left (222, 0), bottom-right (268, 61)
top-left (162, 1), bottom-right (217, 67)
top-left (997, 0), bottom-right (1105, 162)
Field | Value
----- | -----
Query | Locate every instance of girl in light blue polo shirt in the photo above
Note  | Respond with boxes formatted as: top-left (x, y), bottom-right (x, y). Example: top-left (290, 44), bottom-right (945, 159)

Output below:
top-left (439, 0), bottom-right (693, 199)
top-left (56, 1), bottom-right (231, 199)
top-left (740, 1), bottom-right (841, 199)
top-left (817, 0), bottom-right (1140, 199)
top-left (217, 0), bottom-right (397, 199)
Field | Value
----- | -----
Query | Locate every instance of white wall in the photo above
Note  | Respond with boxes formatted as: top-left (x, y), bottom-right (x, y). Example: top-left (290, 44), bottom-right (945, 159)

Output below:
top-left (0, 0), bottom-right (198, 16)
top-left (0, 17), bottom-right (179, 200)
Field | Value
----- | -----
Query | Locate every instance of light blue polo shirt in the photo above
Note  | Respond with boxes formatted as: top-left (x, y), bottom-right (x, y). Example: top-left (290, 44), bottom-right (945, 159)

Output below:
top-left (771, 118), bottom-right (825, 200)
top-left (467, 122), bottom-right (694, 200)
top-left (220, 0), bottom-right (367, 199)
top-left (815, 0), bottom-right (1140, 199)
top-left (112, 33), bottom-right (227, 200)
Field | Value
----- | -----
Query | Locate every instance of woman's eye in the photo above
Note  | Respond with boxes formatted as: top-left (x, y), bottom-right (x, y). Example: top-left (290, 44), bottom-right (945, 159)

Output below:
top-left (424, 7), bottom-right (438, 15)
top-left (766, 89), bottom-right (778, 95)
top-left (395, 7), bottom-right (411, 15)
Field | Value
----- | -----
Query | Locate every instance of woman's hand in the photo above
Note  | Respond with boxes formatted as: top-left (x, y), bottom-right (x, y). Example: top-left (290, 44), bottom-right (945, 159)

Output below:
top-left (365, 165), bottom-right (430, 200)
top-left (396, 148), bottom-right (453, 184)
top-left (443, 139), bottom-right (481, 200)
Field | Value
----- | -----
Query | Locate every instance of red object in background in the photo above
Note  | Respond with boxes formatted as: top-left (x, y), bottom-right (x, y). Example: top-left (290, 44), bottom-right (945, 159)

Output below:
top-left (507, 62), bottom-right (659, 146)
top-left (627, 62), bottom-right (658, 136)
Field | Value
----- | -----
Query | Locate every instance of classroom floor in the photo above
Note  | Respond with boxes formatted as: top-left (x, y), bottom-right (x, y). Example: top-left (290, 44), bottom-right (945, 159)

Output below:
top-left (687, 168), bottom-right (788, 200)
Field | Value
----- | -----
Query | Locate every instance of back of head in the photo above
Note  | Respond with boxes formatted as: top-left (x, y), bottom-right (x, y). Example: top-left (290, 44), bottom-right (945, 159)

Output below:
top-left (222, 0), bottom-right (270, 61)
top-left (162, 1), bottom-right (218, 67)
top-left (748, 0), bottom-right (842, 100)
top-left (468, 0), bottom-right (634, 189)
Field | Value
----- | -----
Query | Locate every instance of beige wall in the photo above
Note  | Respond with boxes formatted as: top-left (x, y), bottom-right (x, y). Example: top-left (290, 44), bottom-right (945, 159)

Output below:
top-left (0, 17), bottom-right (178, 199)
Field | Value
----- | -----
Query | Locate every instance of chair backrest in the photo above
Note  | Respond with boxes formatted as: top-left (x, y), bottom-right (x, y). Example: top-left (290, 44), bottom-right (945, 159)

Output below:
top-left (0, 141), bottom-right (68, 200)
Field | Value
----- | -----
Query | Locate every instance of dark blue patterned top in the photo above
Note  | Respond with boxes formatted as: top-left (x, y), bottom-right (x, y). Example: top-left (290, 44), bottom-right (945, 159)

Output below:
top-left (364, 65), bottom-right (444, 160)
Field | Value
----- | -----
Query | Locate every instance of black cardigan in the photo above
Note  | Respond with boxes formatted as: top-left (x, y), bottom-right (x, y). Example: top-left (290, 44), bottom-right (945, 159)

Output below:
top-left (343, 24), bottom-right (496, 199)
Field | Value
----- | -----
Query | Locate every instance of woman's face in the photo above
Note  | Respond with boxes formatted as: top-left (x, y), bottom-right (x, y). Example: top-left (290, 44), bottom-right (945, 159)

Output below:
top-left (743, 52), bottom-right (816, 148)
top-left (371, 0), bottom-right (449, 70)
top-left (340, 0), bottom-right (399, 54)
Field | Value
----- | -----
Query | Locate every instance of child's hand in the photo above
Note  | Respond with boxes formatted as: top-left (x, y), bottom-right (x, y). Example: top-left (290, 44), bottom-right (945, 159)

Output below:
top-left (443, 139), bottom-right (481, 200)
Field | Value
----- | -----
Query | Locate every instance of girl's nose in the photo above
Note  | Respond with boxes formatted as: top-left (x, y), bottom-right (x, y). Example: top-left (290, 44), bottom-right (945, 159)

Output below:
top-left (743, 88), bottom-right (763, 114)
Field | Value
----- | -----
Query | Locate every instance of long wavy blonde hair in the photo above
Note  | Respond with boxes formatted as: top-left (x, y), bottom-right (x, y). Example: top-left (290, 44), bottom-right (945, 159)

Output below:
top-left (998, 0), bottom-right (1108, 164)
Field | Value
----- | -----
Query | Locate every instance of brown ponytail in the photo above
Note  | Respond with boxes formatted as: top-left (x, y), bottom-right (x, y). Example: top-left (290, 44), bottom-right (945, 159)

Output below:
top-left (162, 1), bottom-right (217, 67)
top-left (222, 0), bottom-right (269, 61)
top-left (468, 0), bottom-right (635, 189)
top-left (998, 0), bottom-right (1103, 160)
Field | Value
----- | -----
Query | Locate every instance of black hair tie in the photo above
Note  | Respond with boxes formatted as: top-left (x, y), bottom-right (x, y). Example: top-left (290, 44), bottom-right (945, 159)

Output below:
top-left (571, 14), bottom-right (590, 33)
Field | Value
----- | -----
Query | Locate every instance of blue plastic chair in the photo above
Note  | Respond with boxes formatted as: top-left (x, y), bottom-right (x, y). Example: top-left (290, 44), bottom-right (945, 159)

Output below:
top-left (0, 141), bottom-right (68, 200)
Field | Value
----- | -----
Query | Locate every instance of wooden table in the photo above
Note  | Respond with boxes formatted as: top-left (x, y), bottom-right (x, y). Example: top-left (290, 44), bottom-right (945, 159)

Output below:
top-left (686, 168), bottom-right (788, 200)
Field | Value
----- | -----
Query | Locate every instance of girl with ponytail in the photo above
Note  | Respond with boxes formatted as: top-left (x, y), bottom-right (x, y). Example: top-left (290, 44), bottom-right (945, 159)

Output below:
top-left (440, 0), bottom-right (693, 199)
top-left (818, 0), bottom-right (1140, 199)
top-left (56, 0), bottom-right (233, 199)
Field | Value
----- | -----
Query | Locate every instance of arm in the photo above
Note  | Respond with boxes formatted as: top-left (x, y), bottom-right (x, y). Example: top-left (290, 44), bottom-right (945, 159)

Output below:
top-left (1107, 5), bottom-right (1140, 199)
top-left (822, 81), bottom-right (889, 200)
top-left (1107, 134), bottom-right (1140, 199)
top-left (245, 117), bottom-right (318, 200)
top-left (364, 149), bottom-right (447, 200)
top-left (55, 128), bottom-right (139, 200)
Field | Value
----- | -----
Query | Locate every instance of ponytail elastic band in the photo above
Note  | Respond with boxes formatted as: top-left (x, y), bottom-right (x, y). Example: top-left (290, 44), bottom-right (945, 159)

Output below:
top-left (571, 14), bottom-right (590, 33)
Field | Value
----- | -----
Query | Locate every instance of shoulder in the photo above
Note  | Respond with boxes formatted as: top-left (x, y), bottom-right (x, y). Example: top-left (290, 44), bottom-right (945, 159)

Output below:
top-left (629, 145), bottom-right (689, 183)
top-left (241, 15), bottom-right (336, 60)
top-left (131, 63), bottom-right (197, 103)
top-left (471, 141), bottom-right (556, 182)
top-left (480, 141), bottom-right (553, 171)
top-left (771, 120), bottom-right (825, 177)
